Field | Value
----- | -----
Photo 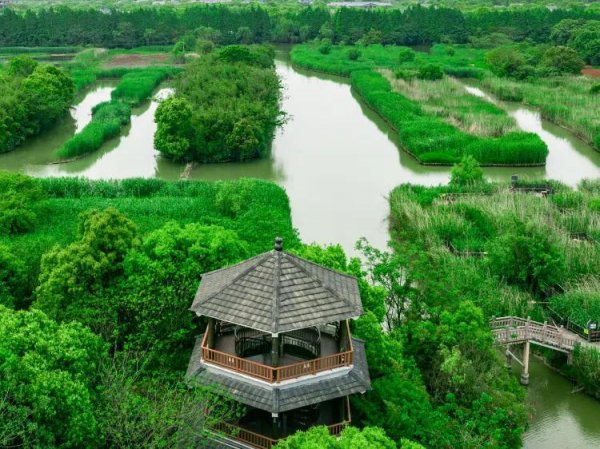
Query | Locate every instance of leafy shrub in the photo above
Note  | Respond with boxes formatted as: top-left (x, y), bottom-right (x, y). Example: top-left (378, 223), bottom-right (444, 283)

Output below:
top-left (541, 46), bottom-right (584, 74)
top-left (417, 64), bottom-right (444, 80)
top-left (319, 38), bottom-right (332, 55)
top-left (0, 172), bottom-right (44, 235)
top-left (397, 47), bottom-right (416, 64)
top-left (347, 48), bottom-right (361, 61)
top-left (450, 156), bottom-right (484, 186)
top-left (591, 83), bottom-right (600, 95)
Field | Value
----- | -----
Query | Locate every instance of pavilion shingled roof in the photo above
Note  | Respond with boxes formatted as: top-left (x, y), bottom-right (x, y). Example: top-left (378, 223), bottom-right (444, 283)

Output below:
top-left (190, 238), bottom-right (363, 334)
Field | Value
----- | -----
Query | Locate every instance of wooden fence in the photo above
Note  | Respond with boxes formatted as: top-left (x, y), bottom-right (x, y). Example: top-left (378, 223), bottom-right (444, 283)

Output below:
top-left (201, 322), bottom-right (354, 383)
top-left (490, 316), bottom-right (580, 352)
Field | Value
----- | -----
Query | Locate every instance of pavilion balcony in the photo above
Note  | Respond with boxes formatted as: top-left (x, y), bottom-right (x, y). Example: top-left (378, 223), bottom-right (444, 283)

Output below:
top-left (209, 397), bottom-right (351, 449)
top-left (200, 320), bottom-right (354, 383)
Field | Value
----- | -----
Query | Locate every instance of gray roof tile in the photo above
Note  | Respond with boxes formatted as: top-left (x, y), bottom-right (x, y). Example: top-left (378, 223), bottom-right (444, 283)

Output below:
top-left (190, 249), bottom-right (362, 334)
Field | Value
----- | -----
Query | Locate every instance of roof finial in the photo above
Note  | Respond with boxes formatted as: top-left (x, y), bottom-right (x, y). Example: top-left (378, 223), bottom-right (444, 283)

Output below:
top-left (274, 236), bottom-right (283, 252)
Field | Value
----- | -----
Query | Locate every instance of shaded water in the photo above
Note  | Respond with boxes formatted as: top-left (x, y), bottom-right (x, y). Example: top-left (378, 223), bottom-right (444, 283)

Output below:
top-left (517, 358), bottom-right (600, 449)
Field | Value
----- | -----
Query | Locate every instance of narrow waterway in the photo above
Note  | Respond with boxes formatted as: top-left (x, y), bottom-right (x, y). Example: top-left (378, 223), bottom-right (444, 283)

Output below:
top-left (463, 85), bottom-right (600, 186)
top-left (1, 49), bottom-right (600, 448)
top-left (517, 358), bottom-right (600, 449)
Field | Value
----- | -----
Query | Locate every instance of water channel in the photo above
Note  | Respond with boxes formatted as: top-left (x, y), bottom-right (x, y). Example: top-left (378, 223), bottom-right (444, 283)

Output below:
top-left (1, 49), bottom-right (599, 448)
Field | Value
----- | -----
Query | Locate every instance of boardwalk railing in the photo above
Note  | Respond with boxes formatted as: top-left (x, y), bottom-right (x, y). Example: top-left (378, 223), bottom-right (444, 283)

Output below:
top-left (201, 322), bottom-right (354, 383)
top-left (490, 316), bottom-right (580, 352)
top-left (210, 397), bottom-right (351, 449)
top-left (547, 308), bottom-right (600, 343)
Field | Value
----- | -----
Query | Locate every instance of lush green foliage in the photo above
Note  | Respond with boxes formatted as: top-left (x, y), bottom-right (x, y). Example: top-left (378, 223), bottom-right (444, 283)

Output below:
top-left (110, 67), bottom-right (175, 104)
top-left (0, 175), bottom-right (296, 446)
top-left (0, 60), bottom-right (74, 153)
top-left (352, 69), bottom-right (547, 165)
top-left (55, 66), bottom-right (177, 159)
top-left (275, 426), bottom-right (403, 449)
top-left (0, 305), bottom-right (105, 448)
top-left (56, 101), bottom-right (131, 159)
top-left (551, 19), bottom-right (600, 65)
top-left (155, 46), bottom-right (282, 163)
top-left (292, 44), bottom-right (547, 166)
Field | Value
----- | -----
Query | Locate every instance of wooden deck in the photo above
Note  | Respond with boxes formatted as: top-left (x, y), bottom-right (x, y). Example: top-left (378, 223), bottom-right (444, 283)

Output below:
top-left (201, 322), bottom-right (354, 383)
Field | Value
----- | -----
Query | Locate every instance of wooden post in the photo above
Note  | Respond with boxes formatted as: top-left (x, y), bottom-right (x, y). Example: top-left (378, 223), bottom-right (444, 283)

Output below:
top-left (272, 414), bottom-right (279, 439)
top-left (521, 340), bottom-right (530, 386)
top-left (207, 318), bottom-right (216, 349)
top-left (271, 334), bottom-right (280, 367)
top-left (506, 345), bottom-right (512, 373)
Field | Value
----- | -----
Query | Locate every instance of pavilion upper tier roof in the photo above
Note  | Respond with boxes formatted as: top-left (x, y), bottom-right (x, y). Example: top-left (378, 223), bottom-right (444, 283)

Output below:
top-left (190, 238), bottom-right (363, 334)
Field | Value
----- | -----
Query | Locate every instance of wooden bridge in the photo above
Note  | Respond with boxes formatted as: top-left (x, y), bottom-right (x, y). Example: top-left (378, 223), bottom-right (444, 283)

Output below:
top-left (490, 316), bottom-right (592, 385)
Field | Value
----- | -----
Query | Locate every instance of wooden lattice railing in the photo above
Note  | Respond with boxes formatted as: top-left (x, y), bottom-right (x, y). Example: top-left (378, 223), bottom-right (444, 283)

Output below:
top-left (210, 397), bottom-right (351, 449)
top-left (490, 316), bottom-right (580, 352)
top-left (201, 322), bottom-right (354, 383)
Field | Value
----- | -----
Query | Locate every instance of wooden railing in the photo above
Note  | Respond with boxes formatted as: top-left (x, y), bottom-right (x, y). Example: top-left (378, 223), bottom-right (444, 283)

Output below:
top-left (210, 397), bottom-right (351, 449)
top-left (201, 321), bottom-right (354, 383)
top-left (490, 316), bottom-right (580, 352)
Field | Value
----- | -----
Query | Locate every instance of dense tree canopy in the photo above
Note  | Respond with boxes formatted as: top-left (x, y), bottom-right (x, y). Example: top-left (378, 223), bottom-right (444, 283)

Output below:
top-left (155, 46), bottom-right (282, 163)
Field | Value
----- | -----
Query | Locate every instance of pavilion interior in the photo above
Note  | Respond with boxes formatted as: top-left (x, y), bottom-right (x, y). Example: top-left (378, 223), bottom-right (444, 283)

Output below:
top-left (211, 321), bottom-right (347, 367)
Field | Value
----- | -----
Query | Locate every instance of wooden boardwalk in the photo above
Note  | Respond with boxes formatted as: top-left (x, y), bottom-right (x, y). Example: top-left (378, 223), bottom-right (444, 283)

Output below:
top-left (490, 316), bottom-right (600, 385)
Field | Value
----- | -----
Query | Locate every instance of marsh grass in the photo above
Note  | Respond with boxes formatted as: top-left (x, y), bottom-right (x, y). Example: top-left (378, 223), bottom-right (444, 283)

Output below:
top-left (56, 101), bottom-right (131, 159)
top-left (480, 76), bottom-right (600, 150)
top-left (390, 180), bottom-right (600, 322)
top-left (384, 69), bottom-right (517, 137)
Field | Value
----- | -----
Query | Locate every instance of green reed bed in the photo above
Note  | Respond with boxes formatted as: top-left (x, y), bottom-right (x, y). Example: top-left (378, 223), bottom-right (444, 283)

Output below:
top-left (110, 67), bottom-right (177, 104)
top-left (56, 101), bottom-right (131, 159)
top-left (352, 70), bottom-right (547, 165)
top-left (384, 70), bottom-right (516, 137)
top-left (480, 75), bottom-right (600, 150)
top-left (56, 66), bottom-right (179, 159)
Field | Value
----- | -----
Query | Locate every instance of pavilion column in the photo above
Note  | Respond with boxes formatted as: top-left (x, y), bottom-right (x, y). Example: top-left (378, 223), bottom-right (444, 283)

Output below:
top-left (272, 413), bottom-right (280, 439)
top-left (207, 318), bottom-right (216, 349)
top-left (339, 320), bottom-right (349, 352)
top-left (520, 340), bottom-right (530, 386)
top-left (271, 333), bottom-right (280, 367)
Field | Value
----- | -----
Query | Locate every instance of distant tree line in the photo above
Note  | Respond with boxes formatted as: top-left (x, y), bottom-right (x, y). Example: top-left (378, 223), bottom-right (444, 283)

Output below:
top-left (0, 5), bottom-right (598, 48)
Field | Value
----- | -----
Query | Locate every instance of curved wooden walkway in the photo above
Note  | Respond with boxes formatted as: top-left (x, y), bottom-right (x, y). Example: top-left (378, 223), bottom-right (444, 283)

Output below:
top-left (490, 316), bottom-right (600, 385)
top-left (490, 316), bottom-right (582, 353)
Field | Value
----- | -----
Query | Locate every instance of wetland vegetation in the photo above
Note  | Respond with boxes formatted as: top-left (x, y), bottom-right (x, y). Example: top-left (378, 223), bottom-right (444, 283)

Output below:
top-left (1, 3), bottom-right (600, 449)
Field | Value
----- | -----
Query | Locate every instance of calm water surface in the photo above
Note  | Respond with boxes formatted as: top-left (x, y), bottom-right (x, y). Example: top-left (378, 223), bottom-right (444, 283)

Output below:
top-left (0, 49), bottom-right (599, 448)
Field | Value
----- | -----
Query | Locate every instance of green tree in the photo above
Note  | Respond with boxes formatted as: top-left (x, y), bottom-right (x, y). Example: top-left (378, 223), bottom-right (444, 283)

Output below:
top-left (0, 171), bottom-right (44, 235)
top-left (0, 244), bottom-right (26, 309)
top-left (154, 96), bottom-right (194, 161)
top-left (35, 208), bottom-right (139, 329)
top-left (0, 305), bottom-right (105, 448)
top-left (450, 155), bottom-right (484, 187)
top-left (541, 46), bottom-right (584, 74)
top-left (274, 425), bottom-right (398, 449)
top-left (7, 56), bottom-right (38, 77)
top-left (485, 47), bottom-right (530, 79)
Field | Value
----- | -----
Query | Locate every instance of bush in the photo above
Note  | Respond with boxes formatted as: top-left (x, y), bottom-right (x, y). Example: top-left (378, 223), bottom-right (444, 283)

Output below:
top-left (0, 172), bottom-right (44, 235)
top-left (347, 48), bottom-right (361, 61)
top-left (541, 46), bottom-right (584, 74)
top-left (111, 67), bottom-right (173, 105)
top-left (417, 64), bottom-right (444, 80)
top-left (319, 38), bottom-right (332, 55)
top-left (450, 156), bottom-right (484, 186)
top-left (397, 47), bottom-right (415, 64)
top-left (591, 83), bottom-right (600, 95)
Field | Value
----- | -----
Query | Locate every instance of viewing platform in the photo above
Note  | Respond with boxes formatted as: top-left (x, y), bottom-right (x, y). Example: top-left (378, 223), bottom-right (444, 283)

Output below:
top-left (200, 320), bottom-right (354, 383)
